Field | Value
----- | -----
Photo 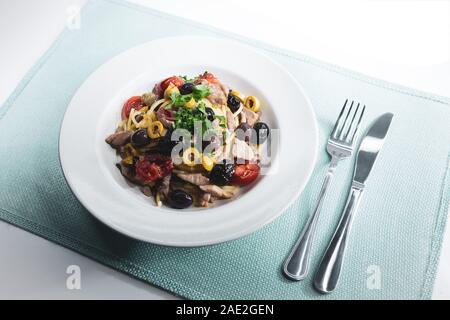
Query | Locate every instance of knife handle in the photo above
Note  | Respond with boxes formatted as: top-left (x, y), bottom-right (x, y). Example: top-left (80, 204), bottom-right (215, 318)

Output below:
top-left (314, 184), bottom-right (363, 294)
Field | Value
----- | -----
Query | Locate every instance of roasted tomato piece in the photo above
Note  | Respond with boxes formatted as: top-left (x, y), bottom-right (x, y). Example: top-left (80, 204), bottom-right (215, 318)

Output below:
top-left (121, 96), bottom-right (143, 119)
top-left (135, 154), bottom-right (173, 183)
top-left (160, 76), bottom-right (184, 92)
top-left (232, 164), bottom-right (260, 186)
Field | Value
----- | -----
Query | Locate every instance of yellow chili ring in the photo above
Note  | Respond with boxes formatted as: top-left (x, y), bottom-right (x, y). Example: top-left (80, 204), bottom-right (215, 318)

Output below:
top-left (202, 155), bottom-right (214, 171)
top-left (182, 147), bottom-right (201, 167)
top-left (147, 121), bottom-right (164, 139)
top-left (244, 96), bottom-right (260, 113)
top-left (136, 114), bottom-right (152, 129)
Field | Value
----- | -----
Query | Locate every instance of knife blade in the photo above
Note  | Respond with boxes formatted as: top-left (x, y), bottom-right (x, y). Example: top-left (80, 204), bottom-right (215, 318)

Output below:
top-left (353, 112), bottom-right (394, 186)
top-left (314, 112), bottom-right (394, 294)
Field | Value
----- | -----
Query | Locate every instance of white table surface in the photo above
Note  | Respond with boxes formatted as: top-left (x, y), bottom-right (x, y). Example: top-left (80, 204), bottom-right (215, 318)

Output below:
top-left (0, 0), bottom-right (449, 300)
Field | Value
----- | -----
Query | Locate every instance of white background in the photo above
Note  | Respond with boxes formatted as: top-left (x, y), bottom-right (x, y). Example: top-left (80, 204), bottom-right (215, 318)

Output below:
top-left (0, 0), bottom-right (449, 299)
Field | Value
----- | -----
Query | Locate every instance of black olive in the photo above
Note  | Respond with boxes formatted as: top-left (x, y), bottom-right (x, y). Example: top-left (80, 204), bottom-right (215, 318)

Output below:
top-left (253, 122), bottom-right (270, 144)
top-left (179, 83), bottom-right (194, 95)
top-left (209, 162), bottom-right (235, 185)
top-left (168, 190), bottom-right (193, 209)
top-left (227, 93), bottom-right (241, 113)
top-left (158, 129), bottom-right (178, 155)
top-left (205, 107), bottom-right (215, 121)
top-left (131, 129), bottom-right (151, 147)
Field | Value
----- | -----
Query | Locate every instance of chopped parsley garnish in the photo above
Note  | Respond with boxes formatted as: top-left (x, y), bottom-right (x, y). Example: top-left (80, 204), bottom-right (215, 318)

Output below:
top-left (174, 106), bottom-right (210, 133)
top-left (168, 84), bottom-right (210, 109)
top-left (192, 85), bottom-right (210, 100)
top-left (174, 102), bottom-right (223, 134)
top-left (170, 93), bottom-right (192, 108)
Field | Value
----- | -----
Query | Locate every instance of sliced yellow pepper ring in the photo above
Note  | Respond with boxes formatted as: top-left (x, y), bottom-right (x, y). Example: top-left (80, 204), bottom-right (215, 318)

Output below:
top-left (147, 121), bottom-right (164, 139)
top-left (182, 147), bottom-right (201, 167)
top-left (185, 97), bottom-right (196, 109)
top-left (136, 114), bottom-right (152, 129)
top-left (201, 155), bottom-right (214, 171)
top-left (244, 96), bottom-right (260, 113)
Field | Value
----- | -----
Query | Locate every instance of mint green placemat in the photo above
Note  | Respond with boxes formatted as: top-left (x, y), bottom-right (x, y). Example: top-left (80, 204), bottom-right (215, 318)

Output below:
top-left (1, 0), bottom-right (449, 299)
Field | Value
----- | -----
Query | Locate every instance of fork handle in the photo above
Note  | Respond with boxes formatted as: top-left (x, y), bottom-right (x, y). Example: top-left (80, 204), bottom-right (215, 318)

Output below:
top-left (283, 158), bottom-right (338, 280)
top-left (313, 184), bottom-right (363, 293)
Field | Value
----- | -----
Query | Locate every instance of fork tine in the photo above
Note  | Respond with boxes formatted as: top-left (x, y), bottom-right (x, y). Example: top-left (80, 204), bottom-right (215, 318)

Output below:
top-left (343, 102), bottom-right (360, 141)
top-left (338, 100), bottom-right (354, 140)
top-left (349, 104), bottom-right (366, 143)
top-left (331, 99), bottom-right (348, 138)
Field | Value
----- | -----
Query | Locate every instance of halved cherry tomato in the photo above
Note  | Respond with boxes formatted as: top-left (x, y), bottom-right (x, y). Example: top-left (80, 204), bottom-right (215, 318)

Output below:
top-left (198, 72), bottom-right (219, 84)
top-left (121, 96), bottom-right (143, 119)
top-left (135, 155), bottom-right (173, 183)
top-left (232, 163), bottom-right (260, 186)
top-left (160, 76), bottom-right (184, 92)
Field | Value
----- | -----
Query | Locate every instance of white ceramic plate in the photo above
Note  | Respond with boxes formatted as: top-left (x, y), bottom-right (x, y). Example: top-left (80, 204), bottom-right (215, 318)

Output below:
top-left (59, 36), bottom-right (318, 246)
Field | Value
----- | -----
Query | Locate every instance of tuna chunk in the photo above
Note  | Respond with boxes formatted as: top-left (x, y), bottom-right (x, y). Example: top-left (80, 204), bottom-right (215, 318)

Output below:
top-left (176, 173), bottom-right (210, 186)
top-left (226, 109), bottom-right (236, 131)
top-left (197, 79), bottom-right (228, 105)
top-left (200, 193), bottom-right (211, 207)
top-left (242, 108), bottom-right (260, 127)
top-left (105, 131), bottom-right (132, 148)
top-left (199, 185), bottom-right (234, 199)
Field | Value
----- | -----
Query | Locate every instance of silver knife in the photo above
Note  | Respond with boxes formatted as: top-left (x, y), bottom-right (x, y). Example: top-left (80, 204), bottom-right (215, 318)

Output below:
top-left (314, 112), bottom-right (394, 294)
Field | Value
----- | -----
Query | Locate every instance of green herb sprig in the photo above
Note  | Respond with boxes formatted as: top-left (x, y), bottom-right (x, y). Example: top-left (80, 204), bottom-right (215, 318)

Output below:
top-left (169, 84), bottom-right (211, 109)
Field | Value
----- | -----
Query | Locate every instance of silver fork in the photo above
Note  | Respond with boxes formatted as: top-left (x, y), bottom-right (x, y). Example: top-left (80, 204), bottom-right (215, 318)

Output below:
top-left (283, 99), bottom-right (365, 281)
